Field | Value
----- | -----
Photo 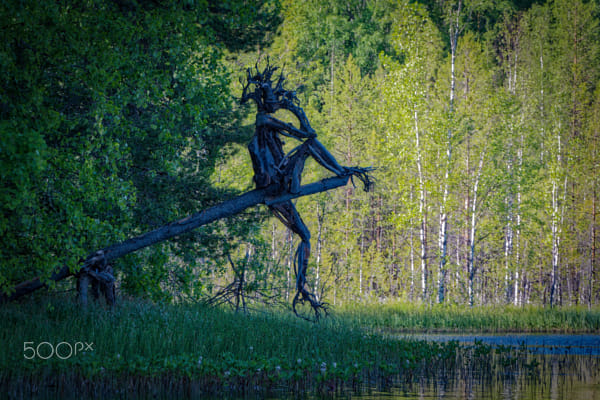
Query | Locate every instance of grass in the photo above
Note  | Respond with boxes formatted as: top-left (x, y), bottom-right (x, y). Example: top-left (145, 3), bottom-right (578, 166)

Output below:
top-left (337, 302), bottom-right (600, 333)
top-left (1, 295), bottom-right (596, 398)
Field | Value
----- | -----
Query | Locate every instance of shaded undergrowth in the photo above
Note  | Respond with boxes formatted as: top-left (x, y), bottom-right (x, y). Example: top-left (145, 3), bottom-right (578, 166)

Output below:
top-left (1, 296), bottom-right (596, 398)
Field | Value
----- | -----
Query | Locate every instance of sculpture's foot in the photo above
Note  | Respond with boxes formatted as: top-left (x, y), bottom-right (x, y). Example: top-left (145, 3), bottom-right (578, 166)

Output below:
top-left (292, 287), bottom-right (328, 322)
top-left (343, 166), bottom-right (375, 192)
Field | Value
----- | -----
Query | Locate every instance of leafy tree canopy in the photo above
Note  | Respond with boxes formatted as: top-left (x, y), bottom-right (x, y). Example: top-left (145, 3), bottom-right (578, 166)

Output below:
top-left (0, 0), bottom-right (279, 298)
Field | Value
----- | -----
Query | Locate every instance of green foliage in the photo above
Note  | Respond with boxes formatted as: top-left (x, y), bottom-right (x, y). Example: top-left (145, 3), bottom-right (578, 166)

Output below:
top-left (212, 0), bottom-right (600, 307)
top-left (3, 0), bottom-right (600, 308)
top-left (0, 0), bottom-right (278, 298)
top-left (272, 0), bottom-right (400, 95)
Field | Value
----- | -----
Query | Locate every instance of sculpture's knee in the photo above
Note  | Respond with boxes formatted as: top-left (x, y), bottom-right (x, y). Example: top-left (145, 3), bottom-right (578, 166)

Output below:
top-left (289, 174), bottom-right (301, 194)
top-left (296, 240), bottom-right (311, 271)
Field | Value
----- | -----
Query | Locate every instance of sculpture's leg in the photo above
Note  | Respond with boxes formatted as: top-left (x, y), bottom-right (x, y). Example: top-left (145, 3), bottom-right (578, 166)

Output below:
top-left (283, 138), bottom-right (373, 192)
top-left (306, 138), bottom-right (347, 175)
top-left (280, 142), bottom-right (311, 193)
top-left (269, 201), bottom-right (327, 320)
top-left (309, 139), bottom-right (373, 191)
top-left (248, 134), bottom-right (273, 188)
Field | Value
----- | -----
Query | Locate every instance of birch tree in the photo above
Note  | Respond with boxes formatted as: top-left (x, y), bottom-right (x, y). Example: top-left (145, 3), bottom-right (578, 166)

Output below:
top-left (437, 0), bottom-right (463, 303)
top-left (381, 1), bottom-right (441, 302)
top-left (552, 0), bottom-right (599, 305)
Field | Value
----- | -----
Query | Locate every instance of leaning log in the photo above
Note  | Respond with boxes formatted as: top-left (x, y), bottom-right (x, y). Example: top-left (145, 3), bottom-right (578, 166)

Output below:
top-left (1, 175), bottom-right (351, 303)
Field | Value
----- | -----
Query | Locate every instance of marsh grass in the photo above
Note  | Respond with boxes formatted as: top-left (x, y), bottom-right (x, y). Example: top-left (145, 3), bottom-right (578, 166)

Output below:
top-left (337, 302), bottom-right (600, 333)
top-left (1, 296), bottom-right (595, 398)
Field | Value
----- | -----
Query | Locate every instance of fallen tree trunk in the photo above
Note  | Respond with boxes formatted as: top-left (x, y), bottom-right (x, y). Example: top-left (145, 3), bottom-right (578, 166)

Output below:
top-left (1, 175), bottom-right (350, 303)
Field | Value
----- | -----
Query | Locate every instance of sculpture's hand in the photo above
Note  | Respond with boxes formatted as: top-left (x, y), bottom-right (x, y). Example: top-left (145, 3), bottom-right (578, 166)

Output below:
top-left (257, 113), bottom-right (316, 140)
top-left (341, 166), bottom-right (375, 192)
top-left (284, 120), bottom-right (316, 139)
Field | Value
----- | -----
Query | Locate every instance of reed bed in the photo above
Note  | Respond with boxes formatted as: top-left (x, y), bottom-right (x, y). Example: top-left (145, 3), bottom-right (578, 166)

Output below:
top-left (1, 296), bottom-right (596, 398)
top-left (336, 302), bottom-right (600, 333)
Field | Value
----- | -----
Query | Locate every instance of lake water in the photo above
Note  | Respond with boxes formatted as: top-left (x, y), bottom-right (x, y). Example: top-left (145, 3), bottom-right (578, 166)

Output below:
top-left (404, 333), bottom-right (600, 355)
top-left (346, 333), bottom-right (600, 400)
top-left (7, 334), bottom-right (599, 399)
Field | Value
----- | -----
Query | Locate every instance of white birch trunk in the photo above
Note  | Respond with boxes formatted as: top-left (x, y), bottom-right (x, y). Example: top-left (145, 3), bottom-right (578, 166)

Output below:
top-left (410, 188), bottom-right (416, 300)
top-left (285, 229), bottom-right (293, 302)
top-left (505, 166), bottom-right (514, 303)
top-left (269, 221), bottom-right (276, 278)
top-left (314, 203), bottom-right (324, 301)
top-left (414, 108), bottom-right (428, 301)
top-left (549, 129), bottom-right (563, 307)
top-left (515, 131), bottom-right (524, 306)
top-left (550, 179), bottom-right (561, 306)
top-left (468, 151), bottom-right (485, 306)
top-left (438, 0), bottom-right (461, 303)
top-left (359, 233), bottom-right (364, 297)
top-left (591, 190), bottom-right (596, 308)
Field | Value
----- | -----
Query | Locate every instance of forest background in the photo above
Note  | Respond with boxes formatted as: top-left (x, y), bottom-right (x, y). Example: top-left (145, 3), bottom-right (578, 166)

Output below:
top-left (1, 0), bottom-right (599, 309)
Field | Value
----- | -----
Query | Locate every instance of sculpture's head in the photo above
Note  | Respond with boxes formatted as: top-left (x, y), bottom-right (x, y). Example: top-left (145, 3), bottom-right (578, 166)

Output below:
top-left (241, 61), bottom-right (300, 114)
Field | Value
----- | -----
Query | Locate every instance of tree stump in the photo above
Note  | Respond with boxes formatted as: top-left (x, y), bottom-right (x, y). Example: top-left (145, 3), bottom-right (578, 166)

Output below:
top-left (76, 250), bottom-right (115, 306)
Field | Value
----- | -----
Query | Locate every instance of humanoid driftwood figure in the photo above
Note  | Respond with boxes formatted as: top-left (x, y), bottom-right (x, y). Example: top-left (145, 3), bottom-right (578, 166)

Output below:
top-left (1, 62), bottom-right (370, 314)
top-left (241, 62), bottom-right (371, 319)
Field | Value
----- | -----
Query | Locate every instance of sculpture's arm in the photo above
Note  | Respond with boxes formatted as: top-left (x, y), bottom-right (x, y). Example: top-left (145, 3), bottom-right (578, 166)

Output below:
top-left (281, 99), bottom-right (316, 135)
top-left (306, 139), bottom-right (348, 176)
top-left (256, 114), bottom-right (316, 140)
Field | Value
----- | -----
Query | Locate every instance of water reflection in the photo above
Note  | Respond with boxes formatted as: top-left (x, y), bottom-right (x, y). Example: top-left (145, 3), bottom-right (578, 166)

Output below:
top-left (401, 334), bottom-right (600, 355)
top-left (6, 336), bottom-right (599, 399)
top-left (341, 353), bottom-right (599, 400)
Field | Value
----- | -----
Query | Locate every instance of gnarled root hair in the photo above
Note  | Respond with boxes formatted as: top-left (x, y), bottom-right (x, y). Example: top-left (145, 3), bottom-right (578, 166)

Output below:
top-left (293, 287), bottom-right (328, 322)
top-left (345, 166), bottom-right (376, 192)
top-left (291, 246), bottom-right (328, 322)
